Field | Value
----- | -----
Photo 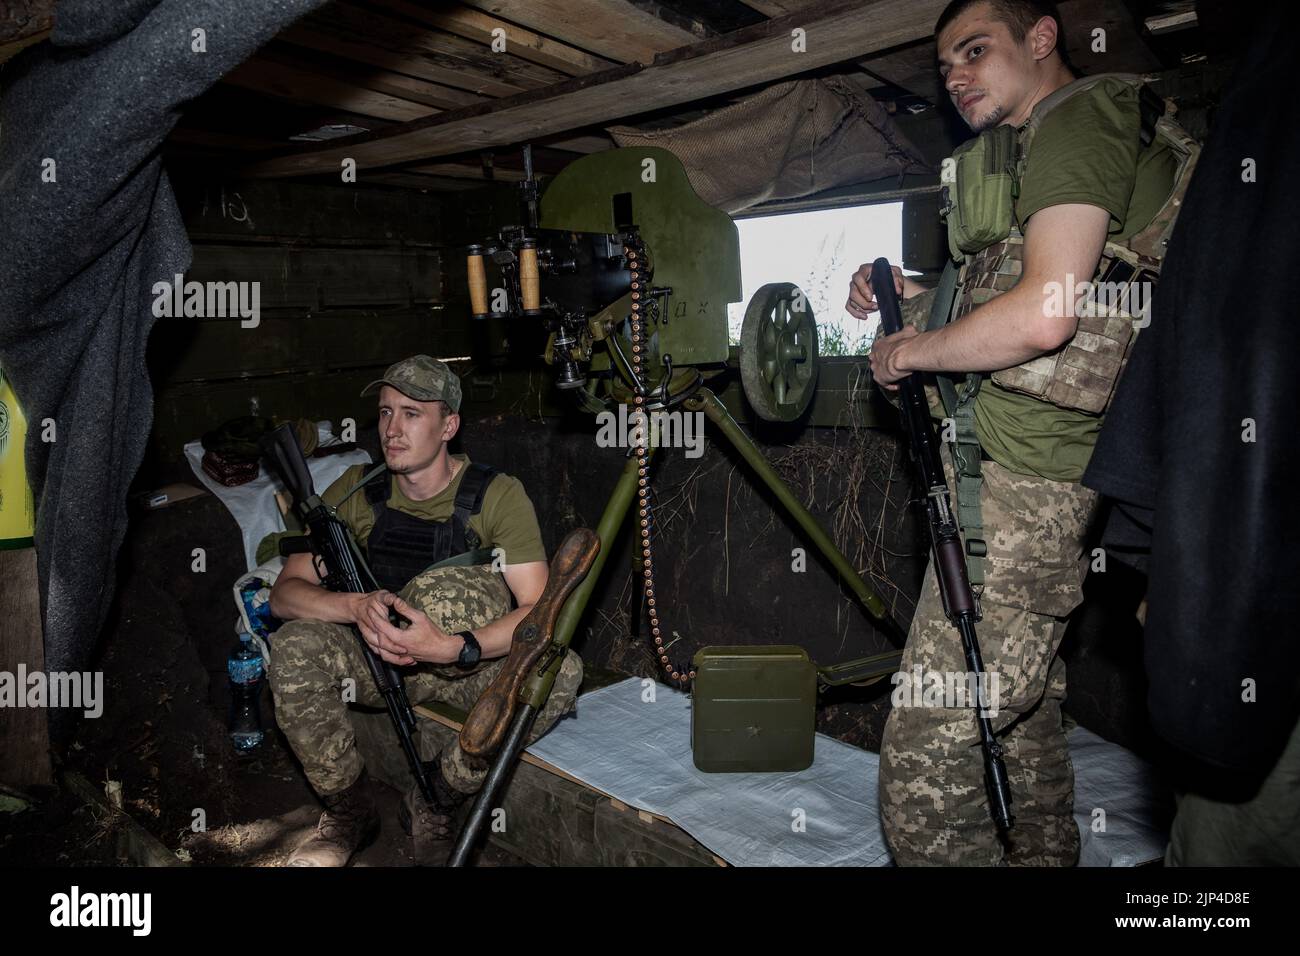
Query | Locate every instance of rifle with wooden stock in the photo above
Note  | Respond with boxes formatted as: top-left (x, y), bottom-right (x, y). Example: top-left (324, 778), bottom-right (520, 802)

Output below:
top-left (870, 258), bottom-right (1014, 832)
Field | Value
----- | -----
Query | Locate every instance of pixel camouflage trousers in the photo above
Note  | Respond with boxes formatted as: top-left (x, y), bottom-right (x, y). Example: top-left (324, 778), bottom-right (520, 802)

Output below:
top-left (268, 565), bottom-right (583, 797)
top-left (880, 457), bottom-right (1098, 866)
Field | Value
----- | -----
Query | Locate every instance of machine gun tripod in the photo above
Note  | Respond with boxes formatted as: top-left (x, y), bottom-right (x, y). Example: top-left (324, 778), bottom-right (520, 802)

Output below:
top-left (444, 146), bottom-right (910, 862)
top-left (463, 145), bottom-right (906, 684)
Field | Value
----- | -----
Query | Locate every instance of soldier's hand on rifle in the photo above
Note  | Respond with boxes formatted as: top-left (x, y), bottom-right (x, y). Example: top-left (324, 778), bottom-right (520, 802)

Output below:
top-left (364, 591), bottom-right (464, 666)
top-left (846, 262), bottom-right (923, 320)
top-left (868, 325), bottom-right (920, 392)
top-left (350, 590), bottom-right (416, 665)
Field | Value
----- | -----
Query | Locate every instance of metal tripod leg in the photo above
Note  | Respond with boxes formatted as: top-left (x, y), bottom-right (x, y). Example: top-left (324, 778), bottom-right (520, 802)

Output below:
top-left (448, 391), bottom-right (903, 862)
top-left (684, 387), bottom-right (898, 633)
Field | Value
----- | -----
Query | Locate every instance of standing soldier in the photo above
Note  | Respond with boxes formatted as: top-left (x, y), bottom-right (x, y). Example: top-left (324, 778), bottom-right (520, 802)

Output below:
top-left (849, 0), bottom-right (1197, 864)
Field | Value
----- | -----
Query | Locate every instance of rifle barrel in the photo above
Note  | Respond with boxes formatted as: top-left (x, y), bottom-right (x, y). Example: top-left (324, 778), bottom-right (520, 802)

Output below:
top-left (262, 426), bottom-right (436, 805)
top-left (870, 258), bottom-right (1015, 832)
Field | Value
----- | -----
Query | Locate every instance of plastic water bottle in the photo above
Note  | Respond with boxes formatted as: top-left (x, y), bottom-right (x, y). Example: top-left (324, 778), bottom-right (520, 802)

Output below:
top-left (228, 632), bottom-right (265, 751)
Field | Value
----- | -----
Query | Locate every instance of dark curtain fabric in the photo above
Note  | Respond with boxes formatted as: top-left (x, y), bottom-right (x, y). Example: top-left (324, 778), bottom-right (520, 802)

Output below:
top-left (0, 0), bottom-right (327, 741)
top-left (1083, 5), bottom-right (1299, 783)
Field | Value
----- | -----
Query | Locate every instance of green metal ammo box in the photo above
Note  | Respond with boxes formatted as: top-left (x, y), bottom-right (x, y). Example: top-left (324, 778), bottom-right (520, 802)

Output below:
top-left (690, 645), bottom-right (817, 773)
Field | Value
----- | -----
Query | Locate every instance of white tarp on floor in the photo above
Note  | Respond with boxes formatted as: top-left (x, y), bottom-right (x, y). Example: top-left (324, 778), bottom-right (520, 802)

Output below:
top-left (526, 677), bottom-right (1170, 867)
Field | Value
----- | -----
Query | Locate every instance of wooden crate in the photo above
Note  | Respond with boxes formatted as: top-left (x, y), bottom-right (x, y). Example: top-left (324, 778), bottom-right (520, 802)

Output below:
top-left (347, 697), bottom-right (725, 867)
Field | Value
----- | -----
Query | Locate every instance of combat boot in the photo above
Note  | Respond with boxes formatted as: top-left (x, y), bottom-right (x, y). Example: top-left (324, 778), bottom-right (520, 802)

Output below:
top-left (398, 759), bottom-right (472, 866)
top-left (287, 770), bottom-right (381, 867)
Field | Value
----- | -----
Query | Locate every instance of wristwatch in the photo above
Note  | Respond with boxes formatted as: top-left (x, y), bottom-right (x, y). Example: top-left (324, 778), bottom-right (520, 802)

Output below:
top-left (455, 630), bottom-right (481, 669)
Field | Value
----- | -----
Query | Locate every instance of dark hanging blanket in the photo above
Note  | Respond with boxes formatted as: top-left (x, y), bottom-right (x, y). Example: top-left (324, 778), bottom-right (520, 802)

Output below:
top-left (1082, 9), bottom-right (1300, 783)
top-left (0, 0), bottom-right (326, 740)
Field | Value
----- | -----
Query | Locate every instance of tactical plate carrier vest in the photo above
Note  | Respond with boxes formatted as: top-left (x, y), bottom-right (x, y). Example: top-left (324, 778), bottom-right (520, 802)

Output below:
top-left (362, 461), bottom-right (498, 593)
top-left (928, 73), bottom-right (1200, 586)
top-left (938, 73), bottom-right (1200, 414)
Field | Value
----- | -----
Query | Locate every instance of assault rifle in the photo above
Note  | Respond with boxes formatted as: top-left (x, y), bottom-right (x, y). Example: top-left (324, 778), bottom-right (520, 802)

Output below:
top-left (870, 258), bottom-right (1014, 831)
top-left (260, 423), bottom-right (438, 806)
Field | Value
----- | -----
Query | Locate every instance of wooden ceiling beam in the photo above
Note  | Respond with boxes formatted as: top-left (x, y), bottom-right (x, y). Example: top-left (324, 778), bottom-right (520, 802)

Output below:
top-left (258, 41), bottom-right (492, 111)
top-left (358, 171), bottom-right (486, 191)
top-left (278, 25), bottom-right (497, 105)
top-left (180, 85), bottom-right (392, 143)
top-left (402, 162), bottom-right (527, 182)
top-left (851, 0), bottom-right (1163, 107)
top-left (735, 1), bottom-right (818, 15)
top-left (859, 41), bottom-right (945, 104)
top-left (1056, 0), bottom-right (1163, 74)
top-left (223, 54), bottom-right (438, 122)
top-left (737, 0), bottom-right (916, 103)
top-left (297, 2), bottom-right (570, 95)
top-left (619, 1), bottom-right (716, 40)
top-left (367, 0), bottom-right (619, 76)
top-left (459, 0), bottom-right (701, 65)
top-left (398, 143), bottom-right (579, 181)
top-left (539, 133), bottom-right (614, 153)
top-left (242, 0), bottom-right (949, 179)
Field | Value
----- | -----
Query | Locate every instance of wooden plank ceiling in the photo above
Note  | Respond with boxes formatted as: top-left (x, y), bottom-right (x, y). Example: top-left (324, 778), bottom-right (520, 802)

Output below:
top-left (176, 0), bottom-right (766, 190)
top-left (0, 0), bottom-right (1186, 193)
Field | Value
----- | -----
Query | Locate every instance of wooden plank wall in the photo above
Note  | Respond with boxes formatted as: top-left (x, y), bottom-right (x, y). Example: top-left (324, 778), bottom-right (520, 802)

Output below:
top-left (142, 164), bottom-right (945, 480)
top-left (144, 178), bottom-right (483, 473)
top-left (0, 547), bottom-right (53, 790)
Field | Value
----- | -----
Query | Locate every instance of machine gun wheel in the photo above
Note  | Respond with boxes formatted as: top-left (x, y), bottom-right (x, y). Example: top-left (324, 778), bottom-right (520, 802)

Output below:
top-left (739, 282), bottom-right (819, 423)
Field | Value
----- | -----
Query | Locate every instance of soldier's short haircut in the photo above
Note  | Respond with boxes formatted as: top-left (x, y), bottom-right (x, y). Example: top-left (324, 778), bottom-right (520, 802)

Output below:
top-left (935, 0), bottom-right (1064, 44)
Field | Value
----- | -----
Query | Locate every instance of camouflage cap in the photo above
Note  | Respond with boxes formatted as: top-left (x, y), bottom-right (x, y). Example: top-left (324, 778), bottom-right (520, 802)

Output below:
top-left (360, 355), bottom-right (462, 412)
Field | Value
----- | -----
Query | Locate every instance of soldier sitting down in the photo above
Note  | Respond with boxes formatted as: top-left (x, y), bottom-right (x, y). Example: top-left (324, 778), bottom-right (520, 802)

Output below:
top-left (268, 354), bottom-right (583, 866)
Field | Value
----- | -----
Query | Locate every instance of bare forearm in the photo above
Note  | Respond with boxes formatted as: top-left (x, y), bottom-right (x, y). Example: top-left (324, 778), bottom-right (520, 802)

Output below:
top-left (900, 286), bottom-right (1064, 374)
top-left (467, 603), bottom-right (534, 659)
top-left (269, 576), bottom-right (358, 624)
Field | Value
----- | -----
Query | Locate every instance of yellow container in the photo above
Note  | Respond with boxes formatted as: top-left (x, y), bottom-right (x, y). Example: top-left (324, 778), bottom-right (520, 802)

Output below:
top-left (0, 368), bottom-right (36, 549)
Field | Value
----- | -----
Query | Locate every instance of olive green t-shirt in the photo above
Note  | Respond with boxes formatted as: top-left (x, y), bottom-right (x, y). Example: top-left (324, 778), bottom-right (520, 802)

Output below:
top-left (321, 454), bottom-right (547, 567)
top-left (970, 77), bottom-right (1180, 482)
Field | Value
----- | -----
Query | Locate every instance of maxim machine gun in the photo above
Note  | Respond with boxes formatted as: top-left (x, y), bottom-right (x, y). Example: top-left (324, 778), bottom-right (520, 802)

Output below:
top-left (462, 145), bottom-right (904, 687)
top-left (444, 146), bottom-right (911, 864)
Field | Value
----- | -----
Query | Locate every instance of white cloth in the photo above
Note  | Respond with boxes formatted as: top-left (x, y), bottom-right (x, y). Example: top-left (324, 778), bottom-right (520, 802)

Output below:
top-left (526, 677), bottom-right (1171, 867)
top-left (184, 421), bottom-right (370, 571)
top-left (232, 556), bottom-right (283, 666)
